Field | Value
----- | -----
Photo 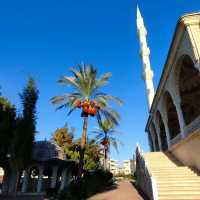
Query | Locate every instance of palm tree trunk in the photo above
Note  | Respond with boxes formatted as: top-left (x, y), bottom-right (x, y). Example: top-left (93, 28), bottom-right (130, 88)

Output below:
top-left (104, 147), bottom-right (106, 170)
top-left (79, 116), bottom-right (88, 178)
top-left (105, 146), bottom-right (108, 170)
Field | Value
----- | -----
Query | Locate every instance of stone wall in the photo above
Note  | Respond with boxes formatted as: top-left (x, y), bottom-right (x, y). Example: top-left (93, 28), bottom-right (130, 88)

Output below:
top-left (170, 130), bottom-right (200, 171)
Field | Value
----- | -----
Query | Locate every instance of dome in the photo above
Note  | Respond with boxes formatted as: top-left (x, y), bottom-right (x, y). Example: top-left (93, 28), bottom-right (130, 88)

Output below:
top-left (33, 140), bottom-right (66, 161)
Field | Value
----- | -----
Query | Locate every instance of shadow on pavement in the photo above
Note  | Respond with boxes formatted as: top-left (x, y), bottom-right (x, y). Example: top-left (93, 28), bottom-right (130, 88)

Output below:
top-left (130, 180), bottom-right (150, 200)
top-left (0, 194), bottom-right (45, 200)
top-left (87, 182), bottom-right (118, 199)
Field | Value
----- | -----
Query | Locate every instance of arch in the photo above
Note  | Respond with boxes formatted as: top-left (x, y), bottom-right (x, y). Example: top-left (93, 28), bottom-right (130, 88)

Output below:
top-left (156, 111), bottom-right (168, 151)
top-left (16, 170), bottom-right (24, 192)
top-left (164, 92), bottom-right (180, 139)
top-left (56, 167), bottom-right (63, 189)
top-left (177, 55), bottom-right (200, 125)
top-left (27, 166), bottom-right (39, 192)
top-left (151, 123), bottom-right (160, 151)
top-left (42, 167), bottom-right (53, 191)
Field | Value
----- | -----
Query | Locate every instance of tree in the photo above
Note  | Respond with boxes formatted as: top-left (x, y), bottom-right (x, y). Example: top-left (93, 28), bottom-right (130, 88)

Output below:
top-left (51, 64), bottom-right (122, 176)
top-left (53, 125), bottom-right (101, 171)
top-left (0, 96), bottom-right (16, 168)
top-left (93, 120), bottom-right (122, 170)
top-left (11, 77), bottom-right (39, 191)
top-left (83, 139), bottom-right (101, 170)
top-left (52, 124), bottom-right (75, 159)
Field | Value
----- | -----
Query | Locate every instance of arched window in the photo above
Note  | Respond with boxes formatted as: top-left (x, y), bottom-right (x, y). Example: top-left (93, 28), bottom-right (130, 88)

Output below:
top-left (157, 112), bottom-right (168, 151)
top-left (178, 55), bottom-right (200, 125)
top-left (152, 123), bottom-right (160, 151)
top-left (164, 92), bottom-right (180, 139)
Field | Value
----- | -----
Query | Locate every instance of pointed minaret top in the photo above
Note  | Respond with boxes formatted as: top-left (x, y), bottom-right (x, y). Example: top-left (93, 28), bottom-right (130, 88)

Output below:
top-left (136, 5), bottom-right (145, 31)
top-left (136, 5), bottom-right (142, 20)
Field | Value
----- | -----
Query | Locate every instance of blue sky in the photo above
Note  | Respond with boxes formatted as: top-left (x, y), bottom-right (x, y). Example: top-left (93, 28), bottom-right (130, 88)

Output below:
top-left (0, 0), bottom-right (199, 162)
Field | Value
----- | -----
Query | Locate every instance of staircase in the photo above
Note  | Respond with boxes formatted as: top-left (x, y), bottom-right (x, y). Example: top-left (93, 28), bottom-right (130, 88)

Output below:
top-left (144, 152), bottom-right (200, 200)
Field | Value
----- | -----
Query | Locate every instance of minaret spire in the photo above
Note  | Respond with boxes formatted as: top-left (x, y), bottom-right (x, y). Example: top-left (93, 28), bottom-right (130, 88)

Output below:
top-left (136, 6), bottom-right (155, 111)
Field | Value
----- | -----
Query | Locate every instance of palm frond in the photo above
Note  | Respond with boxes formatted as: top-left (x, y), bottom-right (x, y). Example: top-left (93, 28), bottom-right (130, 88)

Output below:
top-left (99, 108), bottom-right (120, 126)
top-left (51, 95), bottom-right (66, 104)
top-left (58, 76), bottom-right (81, 92)
top-left (95, 93), bottom-right (123, 106)
top-left (96, 72), bottom-right (112, 87)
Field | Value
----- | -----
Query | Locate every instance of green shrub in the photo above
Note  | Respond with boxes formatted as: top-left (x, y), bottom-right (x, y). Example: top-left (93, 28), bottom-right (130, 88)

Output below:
top-left (46, 188), bottom-right (58, 198)
top-left (57, 169), bottom-right (114, 200)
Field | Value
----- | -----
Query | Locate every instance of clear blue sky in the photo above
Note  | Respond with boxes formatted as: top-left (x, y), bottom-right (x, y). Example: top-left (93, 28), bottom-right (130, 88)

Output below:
top-left (0, 0), bottom-right (199, 162)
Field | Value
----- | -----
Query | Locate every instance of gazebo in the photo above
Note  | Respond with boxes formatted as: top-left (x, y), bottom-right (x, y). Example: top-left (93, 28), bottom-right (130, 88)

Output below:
top-left (3, 140), bottom-right (75, 194)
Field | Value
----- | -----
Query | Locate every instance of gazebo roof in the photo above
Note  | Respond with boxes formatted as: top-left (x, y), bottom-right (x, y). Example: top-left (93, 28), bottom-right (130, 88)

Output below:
top-left (33, 140), bottom-right (66, 162)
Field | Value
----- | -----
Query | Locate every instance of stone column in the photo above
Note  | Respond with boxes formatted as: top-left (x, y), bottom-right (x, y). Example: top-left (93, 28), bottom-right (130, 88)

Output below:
top-left (162, 113), bottom-right (171, 149)
top-left (51, 166), bottom-right (58, 189)
top-left (149, 127), bottom-right (156, 152)
top-left (174, 98), bottom-right (186, 138)
top-left (154, 121), bottom-right (163, 151)
top-left (21, 169), bottom-right (29, 193)
top-left (59, 169), bottom-right (67, 191)
top-left (37, 166), bottom-right (44, 193)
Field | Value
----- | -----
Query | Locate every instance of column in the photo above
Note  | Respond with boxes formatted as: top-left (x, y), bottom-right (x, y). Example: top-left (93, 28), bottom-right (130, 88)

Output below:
top-left (51, 166), bottom-right (58, 189)
top-left (154, 121), bottom-right (163, 151)
top-left (149, 127), bottom-right (156, 151)
top-left (59, 169), bottom-right (67, 191)
top-left (21, 170), bottom-right (29, 193)
top-left (162, 114), bottom-right (171, 149)
top-left (148, 131), bottom-right (154, 151)
top-left (174, 98), bottom-right (185, 138)
top-left (37, 166), bottom-right (44, 193)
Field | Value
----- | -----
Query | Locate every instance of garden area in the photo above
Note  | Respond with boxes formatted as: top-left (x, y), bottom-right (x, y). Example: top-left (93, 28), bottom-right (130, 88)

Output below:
top-left (0, 64), bottom-right (124, 200)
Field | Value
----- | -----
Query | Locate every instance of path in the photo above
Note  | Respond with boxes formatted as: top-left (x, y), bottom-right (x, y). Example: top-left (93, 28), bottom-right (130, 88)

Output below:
top-left (87, 180), bottom-right (144, 200)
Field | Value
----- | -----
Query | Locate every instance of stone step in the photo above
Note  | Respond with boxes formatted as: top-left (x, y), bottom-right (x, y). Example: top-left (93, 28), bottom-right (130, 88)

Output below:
top-left (156, 179), bottom-right (200, 184)
top-left (159, 195), bottom-right (200, 200)
top-left (158, 187), bottom-right (200, 191)
top-left (151, 171), bottom-right (193, 174)
top-left (151, 168), bottom-right (192, 171)
top-left (152, 173), bottom-right (195, 176)
top-left (156, 177), bottom-right (200, 181)
top-left (144, 152), bottom-right (200, 199)
top-left (160, 190), bottom-right (200, 195)
top-left (152, 172), bottom-right (196, 176)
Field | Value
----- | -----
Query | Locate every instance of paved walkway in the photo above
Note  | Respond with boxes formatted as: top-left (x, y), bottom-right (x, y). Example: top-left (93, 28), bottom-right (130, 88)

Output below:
top-left (87, 180), bottom-right (144, 200)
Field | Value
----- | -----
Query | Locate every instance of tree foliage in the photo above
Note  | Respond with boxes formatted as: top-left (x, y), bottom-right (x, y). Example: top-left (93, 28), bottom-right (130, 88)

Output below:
top-left (51, 64), bottom-right (122, 126)
top-left (53, 124), bottom-right (75, 158)
top-left (94, 119), bottom-right (122, 169)
top-left (12, 77), bottom-right (39, 170)
top-left (53, 125), bottom-right (101, 170)
top-left (0, 96), bottom-right (16, 167)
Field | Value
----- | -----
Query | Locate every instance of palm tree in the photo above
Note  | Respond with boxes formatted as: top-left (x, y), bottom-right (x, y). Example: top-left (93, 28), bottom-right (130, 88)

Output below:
top-left (51, 64), bottom-right (122, 176)
top-left (93, 120), bottom-right (122, 170)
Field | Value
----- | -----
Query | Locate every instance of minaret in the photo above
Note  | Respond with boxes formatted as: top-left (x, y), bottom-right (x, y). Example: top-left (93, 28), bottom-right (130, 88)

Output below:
top-left (136, 6), bottom-right (155, 111)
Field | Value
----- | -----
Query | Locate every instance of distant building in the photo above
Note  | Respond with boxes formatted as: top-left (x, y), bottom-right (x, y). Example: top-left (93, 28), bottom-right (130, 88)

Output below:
top-left (123, 160), bottom-right (135, 175)
top-left (117, 166), bottom-right (124, 175)
top-left (108, 159), bottom-right (118, 175)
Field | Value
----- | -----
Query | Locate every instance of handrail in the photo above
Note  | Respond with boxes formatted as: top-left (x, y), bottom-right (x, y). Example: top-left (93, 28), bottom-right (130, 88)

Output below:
top-left (135, 144), bottom-right (158, 200)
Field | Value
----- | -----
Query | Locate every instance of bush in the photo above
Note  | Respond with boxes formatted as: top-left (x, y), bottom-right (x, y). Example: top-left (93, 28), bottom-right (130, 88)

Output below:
top-left (46, 188), bottom-right (58, 199)
top-left (57, 169), bottom-right (114, 200)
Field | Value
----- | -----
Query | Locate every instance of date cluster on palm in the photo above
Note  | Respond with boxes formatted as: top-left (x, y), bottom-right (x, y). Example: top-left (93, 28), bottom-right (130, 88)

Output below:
top-left (75, 100), bottom-right (100, 117)
top-left (101, 138), bottom-right (109, 146)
